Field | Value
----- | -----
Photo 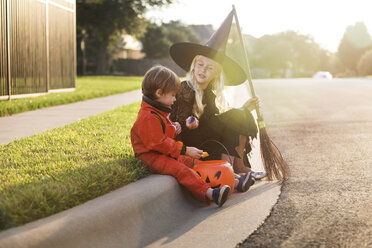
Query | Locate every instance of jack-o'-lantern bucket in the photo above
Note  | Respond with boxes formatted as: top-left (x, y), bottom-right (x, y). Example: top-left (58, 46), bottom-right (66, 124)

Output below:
top-left (193, 160), bottom-right (235, 195)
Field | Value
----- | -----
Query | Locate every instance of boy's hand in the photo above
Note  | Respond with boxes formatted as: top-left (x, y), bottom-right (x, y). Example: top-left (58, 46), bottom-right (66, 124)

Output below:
top-left (186, 116), bottom-right (199, 130)
top-left (174, 122), bottom-right (181, 135)
top-left (186, 146), bottom-right (203, 159)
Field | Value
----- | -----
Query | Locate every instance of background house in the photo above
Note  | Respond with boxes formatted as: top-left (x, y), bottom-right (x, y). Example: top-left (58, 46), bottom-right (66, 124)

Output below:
top-left (115, 34), bottom-right (145, 60)
top-left (0, 0), bottom-right (76, 100)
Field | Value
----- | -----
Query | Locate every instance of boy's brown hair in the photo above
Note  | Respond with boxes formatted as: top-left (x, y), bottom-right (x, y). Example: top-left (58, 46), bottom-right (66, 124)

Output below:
top-left (142, 65), bottom-right (181, 99)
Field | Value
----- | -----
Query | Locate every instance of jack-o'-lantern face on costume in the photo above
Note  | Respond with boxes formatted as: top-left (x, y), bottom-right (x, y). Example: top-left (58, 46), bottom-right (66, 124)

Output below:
top-left (193, 160), bottom-right (235, 195)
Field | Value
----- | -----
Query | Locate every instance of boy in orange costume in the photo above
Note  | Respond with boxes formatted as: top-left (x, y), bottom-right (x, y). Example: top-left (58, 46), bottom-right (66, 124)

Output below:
top-left (131, 65), bottom-right (233, 207)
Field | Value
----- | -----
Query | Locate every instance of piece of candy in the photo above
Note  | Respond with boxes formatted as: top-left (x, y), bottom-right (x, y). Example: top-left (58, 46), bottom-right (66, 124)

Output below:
top-left (201, 152), bottom-right (209, 158)
top-left (189, 116), bottom-right (195, 122)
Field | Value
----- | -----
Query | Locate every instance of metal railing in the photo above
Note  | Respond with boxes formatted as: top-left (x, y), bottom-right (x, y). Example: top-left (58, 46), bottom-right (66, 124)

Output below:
top-left (0, 0), bottom-right (76, 100)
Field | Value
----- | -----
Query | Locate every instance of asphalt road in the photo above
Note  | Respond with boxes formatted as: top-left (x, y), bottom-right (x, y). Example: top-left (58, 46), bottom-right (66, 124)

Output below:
top-left (238, 78), bottom-right (372, 247)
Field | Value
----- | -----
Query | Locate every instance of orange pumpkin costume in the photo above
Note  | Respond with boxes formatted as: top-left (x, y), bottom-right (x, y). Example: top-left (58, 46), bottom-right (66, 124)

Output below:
top-left (130, 96), bottom-right (210, 204)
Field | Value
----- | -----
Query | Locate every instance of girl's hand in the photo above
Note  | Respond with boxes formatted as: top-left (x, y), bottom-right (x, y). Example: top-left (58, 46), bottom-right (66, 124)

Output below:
top-left (186, 116), bottom-right (199, 129)
top-left (174, 122), bottom-right (181, 135)
top-left (243, 97), bottom-right (261, 111)
top-left (186, 146), bottom-right (203, 159)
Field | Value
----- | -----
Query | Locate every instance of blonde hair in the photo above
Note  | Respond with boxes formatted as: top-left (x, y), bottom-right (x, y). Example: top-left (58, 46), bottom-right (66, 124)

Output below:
top-left (142, 65), bottom-right (180, 99)
top-left (186, 55), bottom-right (227, 118)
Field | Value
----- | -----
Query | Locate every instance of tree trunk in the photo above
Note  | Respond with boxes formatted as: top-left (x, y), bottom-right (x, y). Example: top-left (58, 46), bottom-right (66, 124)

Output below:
top-left (81, 39), bottom-right (86, 75)
top-left (96, 37), bottom-right (109, 74)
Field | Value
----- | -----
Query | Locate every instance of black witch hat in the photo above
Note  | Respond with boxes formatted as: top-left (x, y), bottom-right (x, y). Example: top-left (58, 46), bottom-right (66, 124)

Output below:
top-left (169, 11), bottom-right (247, 85)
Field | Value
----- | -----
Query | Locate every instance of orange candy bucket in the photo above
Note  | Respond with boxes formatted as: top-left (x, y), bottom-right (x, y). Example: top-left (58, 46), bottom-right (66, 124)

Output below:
top-left (193, 160), bottom-right (235, 195)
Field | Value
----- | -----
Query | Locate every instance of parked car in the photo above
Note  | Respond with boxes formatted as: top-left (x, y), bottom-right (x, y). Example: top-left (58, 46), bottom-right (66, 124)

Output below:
top-left (313, 71), bottom-right (333, 79)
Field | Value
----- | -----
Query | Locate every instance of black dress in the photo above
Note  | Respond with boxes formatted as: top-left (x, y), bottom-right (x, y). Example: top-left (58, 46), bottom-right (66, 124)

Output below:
top-left (170, 81), bottom-right (258, 161)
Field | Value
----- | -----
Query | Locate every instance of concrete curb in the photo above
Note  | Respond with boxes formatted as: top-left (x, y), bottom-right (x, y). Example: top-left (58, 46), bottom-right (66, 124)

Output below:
top-left (0, 175), bottom-right (280, 248)
top-left (0, 175), bottom-right (194, 248)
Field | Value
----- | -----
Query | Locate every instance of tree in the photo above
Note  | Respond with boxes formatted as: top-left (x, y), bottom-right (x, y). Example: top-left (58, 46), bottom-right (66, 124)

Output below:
top-left (337, 22), bottom-right (372, 74)
top-left (250, 31), bottom-right (332, 77)
top-left (319, 51), bottom-right (343, 76)
top-left (140, 23), bottom-right (171, 58)
top-left (164, 21), bottom-right (199, 44)
top-left (357, 49), bottom-right (372, 76)
top-left (77, 0), bottom-right (172, 74)
top-left (141, 21), bottom-right (199, 59)
top-left (281, 32), bottom-right (324, 74)
top-left (190, 24), bottom-right (214, 43)
top-left (250, 34), bottom-right (291, 76)
top-left (225, 24), bottom-right (255, 69)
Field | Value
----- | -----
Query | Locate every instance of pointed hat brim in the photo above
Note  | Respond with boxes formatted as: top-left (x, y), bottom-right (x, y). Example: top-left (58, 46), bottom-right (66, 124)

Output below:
top-left (170, 42), bottom-right (247, 85)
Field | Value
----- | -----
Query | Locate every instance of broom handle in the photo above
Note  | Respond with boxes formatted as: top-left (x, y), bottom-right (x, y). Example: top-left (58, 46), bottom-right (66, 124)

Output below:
top-left (232, 5), bottom-right (263, 120)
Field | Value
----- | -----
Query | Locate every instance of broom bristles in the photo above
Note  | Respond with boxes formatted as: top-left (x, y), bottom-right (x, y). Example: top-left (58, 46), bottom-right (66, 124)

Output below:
top-left (259, 127), bottom-right (290, 181)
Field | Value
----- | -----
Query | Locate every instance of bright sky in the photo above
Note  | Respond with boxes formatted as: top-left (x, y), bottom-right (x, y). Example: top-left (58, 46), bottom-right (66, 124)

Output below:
top-left (146, 0), bottom-right (372, 52)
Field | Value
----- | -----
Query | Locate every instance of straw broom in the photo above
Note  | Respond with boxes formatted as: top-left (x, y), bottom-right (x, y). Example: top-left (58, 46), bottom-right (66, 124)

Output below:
top-left (232, 5), bottom-right (290, 181)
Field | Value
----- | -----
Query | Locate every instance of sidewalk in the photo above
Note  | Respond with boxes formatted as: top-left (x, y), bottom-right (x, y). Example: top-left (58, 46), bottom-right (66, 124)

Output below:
top-left (0, 90), bottom-right (142, 145)
top-left (0, 90), bottom-right (280, 248)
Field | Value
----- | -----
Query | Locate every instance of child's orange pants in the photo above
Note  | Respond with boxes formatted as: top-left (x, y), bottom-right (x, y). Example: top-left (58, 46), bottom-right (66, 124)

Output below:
top-left (138, 152), bottom-right (210, 204)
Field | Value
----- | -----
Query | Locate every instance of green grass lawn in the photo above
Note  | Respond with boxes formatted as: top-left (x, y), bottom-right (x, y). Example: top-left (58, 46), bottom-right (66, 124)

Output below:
top-left (0, 102), bottom-right (149, 231)
top-left (0, 76), bottom-right (142, 117)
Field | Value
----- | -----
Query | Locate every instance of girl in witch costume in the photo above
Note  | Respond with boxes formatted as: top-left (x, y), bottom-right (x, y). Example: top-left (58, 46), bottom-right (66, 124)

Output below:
top-left (169, 11), bottom-right (266, 180)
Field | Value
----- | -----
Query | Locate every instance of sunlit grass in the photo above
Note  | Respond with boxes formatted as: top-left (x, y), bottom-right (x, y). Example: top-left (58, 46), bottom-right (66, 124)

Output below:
top-left (0, 102), bottom-right (149, 231)
top-left (0, 76), bottom-right (143, 117)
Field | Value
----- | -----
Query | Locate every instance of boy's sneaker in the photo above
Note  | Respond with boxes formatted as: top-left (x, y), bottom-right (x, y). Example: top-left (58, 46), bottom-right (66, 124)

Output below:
top-left (252, 171), bottom-right (267, 180)
top-left (237, 172), bottom-right (255, 192)
top-left (212, 185), bottom-right (230, 207)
